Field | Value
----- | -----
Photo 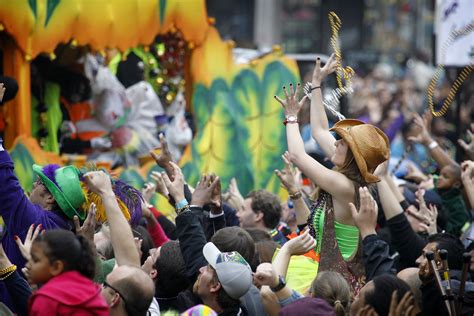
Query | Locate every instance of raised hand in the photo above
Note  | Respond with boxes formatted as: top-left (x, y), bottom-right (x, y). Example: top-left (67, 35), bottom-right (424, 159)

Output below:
top-left (281, 229), bottom-right (316, 256)
top-left (355, 305), bottom-right (379, 316)
top-left (150, 133), bottom-right (175, 180)
top-left (73, 203), bottom-right (97, 242)
top-left (274, 83), bottom-right (308, 117)
top-left (141, 182), bottom-right (156, 204)
top-left (458, 124), bottom-right (474, 160)
top-left (83, 171), bottom-right (114, 196)
top-left (151, 171), bottom-right (169, 197)
top-left (407, 112), bottom-right (433, 146)
top-left (461, 161), bottom-right (474, 188)
top-left (388, 291), bottom-right (415, 316)
top-left (14, 224), bottom-right (44, 261)
top-left (190, 174), bottom-right (220, 208)
top-left (275, 151), bottom-right (299, 195)
top-left (405, 163), bottom-right (428, 183)
top-left (253, 262), bottom-right (279, 288)
top-left (413, 189), bottom-right (437, 234)
top-left (418, 175), bottom-right (435, 190)
top-left (209, 173), bottom-right (222, 214)
top-left (161, 162), bottom-right (185, 202)
top-left (227, 178), bottom-right (244, 203)
top-left (312, 53), bottom-right (338, 85)
top-left (374, 160), bottom-right (389, 178)
top-left (349, 187), bottom-right (378, 238)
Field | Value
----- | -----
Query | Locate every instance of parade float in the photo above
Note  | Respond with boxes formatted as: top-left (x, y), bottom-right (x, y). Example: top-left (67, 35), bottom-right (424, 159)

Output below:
top-left (0, 0), bottom-right (299, 213)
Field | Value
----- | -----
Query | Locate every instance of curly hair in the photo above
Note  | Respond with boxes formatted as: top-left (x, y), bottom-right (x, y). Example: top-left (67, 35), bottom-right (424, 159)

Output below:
top-left (247, 189), bottom-right (282, 230)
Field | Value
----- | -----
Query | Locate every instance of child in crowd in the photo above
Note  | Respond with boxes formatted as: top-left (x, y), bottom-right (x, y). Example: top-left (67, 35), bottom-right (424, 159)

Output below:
top-left (27, 230), bottom-right (108, 315)
top-left (433, 164), bottom-right (470, 236)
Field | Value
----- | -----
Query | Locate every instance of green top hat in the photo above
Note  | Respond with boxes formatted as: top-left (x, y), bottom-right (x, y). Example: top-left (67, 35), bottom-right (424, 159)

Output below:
top-left (32, 164), bottom-right (86, 220)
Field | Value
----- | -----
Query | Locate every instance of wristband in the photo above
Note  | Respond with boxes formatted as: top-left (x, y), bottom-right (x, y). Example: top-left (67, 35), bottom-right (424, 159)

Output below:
top-left (176, 204), bottom-right (190, 215)
top-left (270, 275), bottom-right (287, 292)
top-left (310, 86), bottom-right (321, 91)
top-left (428, 141), bottom-right (439, 150)
top-left (175, 198), bottom-right (188, 209)
top-left (399, 200), bottom-right (410, 211)
top-left (289, 191), bottom-right (302, 200)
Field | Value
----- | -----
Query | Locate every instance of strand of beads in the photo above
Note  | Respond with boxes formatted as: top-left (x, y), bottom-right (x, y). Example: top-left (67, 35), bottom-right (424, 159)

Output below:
top-left (427, 22), bottom-right (474, 117)
top-left (328, 11), bottom-right (355, 92)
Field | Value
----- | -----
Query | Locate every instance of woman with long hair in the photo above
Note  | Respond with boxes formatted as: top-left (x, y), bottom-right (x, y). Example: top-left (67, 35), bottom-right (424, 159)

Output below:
top-left (275, 54), bottom-right (390, 293)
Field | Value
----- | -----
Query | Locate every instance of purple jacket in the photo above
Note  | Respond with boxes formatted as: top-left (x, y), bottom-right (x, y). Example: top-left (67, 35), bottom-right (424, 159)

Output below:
top-left (0, 149), bottom-right (70, 311)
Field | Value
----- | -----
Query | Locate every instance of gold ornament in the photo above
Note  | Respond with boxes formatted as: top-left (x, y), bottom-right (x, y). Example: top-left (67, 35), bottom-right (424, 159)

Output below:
top-left (328, 12), bottom-right (354, 92)
top-left (426, 23), bottom-right (474, 117)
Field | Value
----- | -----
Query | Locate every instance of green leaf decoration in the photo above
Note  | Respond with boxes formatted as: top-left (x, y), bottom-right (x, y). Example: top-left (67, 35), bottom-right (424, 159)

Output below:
top-left (243, 61), bottom-right (298, 192)
top-left (182, 79), bottom-right (254, 194)
top-left (183, 61), bottom-right (299, 196)
top-left (28, 0), bottom-right (37, 19)
top-left (45, 0), bottom-right (61, 27)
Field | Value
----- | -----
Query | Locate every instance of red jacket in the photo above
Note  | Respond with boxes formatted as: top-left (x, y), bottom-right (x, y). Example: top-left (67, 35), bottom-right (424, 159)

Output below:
top-left (29, 271), bottom-right (109, 315)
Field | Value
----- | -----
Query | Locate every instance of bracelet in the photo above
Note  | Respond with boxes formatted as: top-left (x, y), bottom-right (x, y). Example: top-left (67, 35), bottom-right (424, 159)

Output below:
top-left (176, 204), bottom-right (190, 215)
top-left (428, 141), bottom-right (439, 150)
top-left (175, 198), bottom-right (188, 209)
top-left (0, 265), bottom-right (16, 280)
top-left (399, 200), bottom-right (410, 211)
top-left (310, 86), bottom-right (321, 91)
top-left (289, 191), bottom-right (302, 200)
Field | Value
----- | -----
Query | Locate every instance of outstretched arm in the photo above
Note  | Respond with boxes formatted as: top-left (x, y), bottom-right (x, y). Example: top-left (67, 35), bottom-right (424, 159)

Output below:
top-left (310, 54), bottom-right (338, 158)
top-left (83, 171), bottom-right (140, 267)
top-left (408, 112), bottom-right (458, 168)
top-left (461, 161), bottom-right (474, 209)
top-left (275, 85), bottom-right (354, 200)
top-left (275, 152), bottom-right (310, 225)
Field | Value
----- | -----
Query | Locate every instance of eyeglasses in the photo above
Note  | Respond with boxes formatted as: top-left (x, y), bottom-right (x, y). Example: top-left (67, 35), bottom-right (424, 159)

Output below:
top-left (103, 281), bottom-right (128, 307)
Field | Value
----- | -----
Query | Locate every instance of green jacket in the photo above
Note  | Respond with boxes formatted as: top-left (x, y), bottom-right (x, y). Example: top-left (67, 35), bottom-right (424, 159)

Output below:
top-left (436, 185), bottom-right (470, 237)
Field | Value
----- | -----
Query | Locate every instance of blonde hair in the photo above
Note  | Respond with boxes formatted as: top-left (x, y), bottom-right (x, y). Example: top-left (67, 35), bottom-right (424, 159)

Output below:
top-left (311, 271), bottom-right (351, 316)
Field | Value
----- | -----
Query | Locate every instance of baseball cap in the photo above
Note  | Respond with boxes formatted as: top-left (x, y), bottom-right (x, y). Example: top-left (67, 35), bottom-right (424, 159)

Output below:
top-left (203, 242), bottom-right (252, 299)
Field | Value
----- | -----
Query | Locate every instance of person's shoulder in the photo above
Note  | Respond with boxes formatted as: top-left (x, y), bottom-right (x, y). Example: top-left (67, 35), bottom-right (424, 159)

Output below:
top-left (176, 289), bottom-right (201, 313)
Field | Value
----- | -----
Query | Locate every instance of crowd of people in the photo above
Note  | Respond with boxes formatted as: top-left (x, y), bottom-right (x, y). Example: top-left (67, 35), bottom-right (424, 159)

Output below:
top-left (0, 47), bottom-right (473, 316)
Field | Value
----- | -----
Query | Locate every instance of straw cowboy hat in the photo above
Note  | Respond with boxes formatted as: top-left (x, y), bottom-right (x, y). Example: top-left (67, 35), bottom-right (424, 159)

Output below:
top-left (330, 119), bottom-right (389, 183)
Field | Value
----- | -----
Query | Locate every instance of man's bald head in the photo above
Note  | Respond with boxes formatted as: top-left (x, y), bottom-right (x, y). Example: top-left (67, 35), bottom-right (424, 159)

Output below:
top-left (105, 265), bottom-right (155, 316)
top-left (397, 268), bottom-right (422, 310)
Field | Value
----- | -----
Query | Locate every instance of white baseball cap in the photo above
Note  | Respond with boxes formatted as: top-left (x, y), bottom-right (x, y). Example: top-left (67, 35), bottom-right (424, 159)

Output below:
top-left (203, 242), bottom-right (252, 299)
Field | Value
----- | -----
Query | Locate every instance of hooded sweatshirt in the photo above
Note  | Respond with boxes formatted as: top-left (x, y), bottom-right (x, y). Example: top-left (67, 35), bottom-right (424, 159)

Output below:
top-left (29, 271), bottom-right (109, 316)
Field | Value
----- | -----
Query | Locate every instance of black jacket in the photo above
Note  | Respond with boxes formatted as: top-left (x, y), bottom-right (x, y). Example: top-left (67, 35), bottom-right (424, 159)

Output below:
top-left (362, 234), bottom-right (396, 281)
top-left (386, 213), bottom-right (426, 269)
top-left (175, 208), bottom-right (251, 315)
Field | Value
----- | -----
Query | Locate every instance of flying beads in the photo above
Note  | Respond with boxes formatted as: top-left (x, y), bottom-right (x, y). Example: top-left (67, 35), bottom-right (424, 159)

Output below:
top-left (427, 22), bottom-right (474, 117)
top-left (302, 11), bottom-right (354, 122)
top-left (328, 11), bottom-right (355, 91)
